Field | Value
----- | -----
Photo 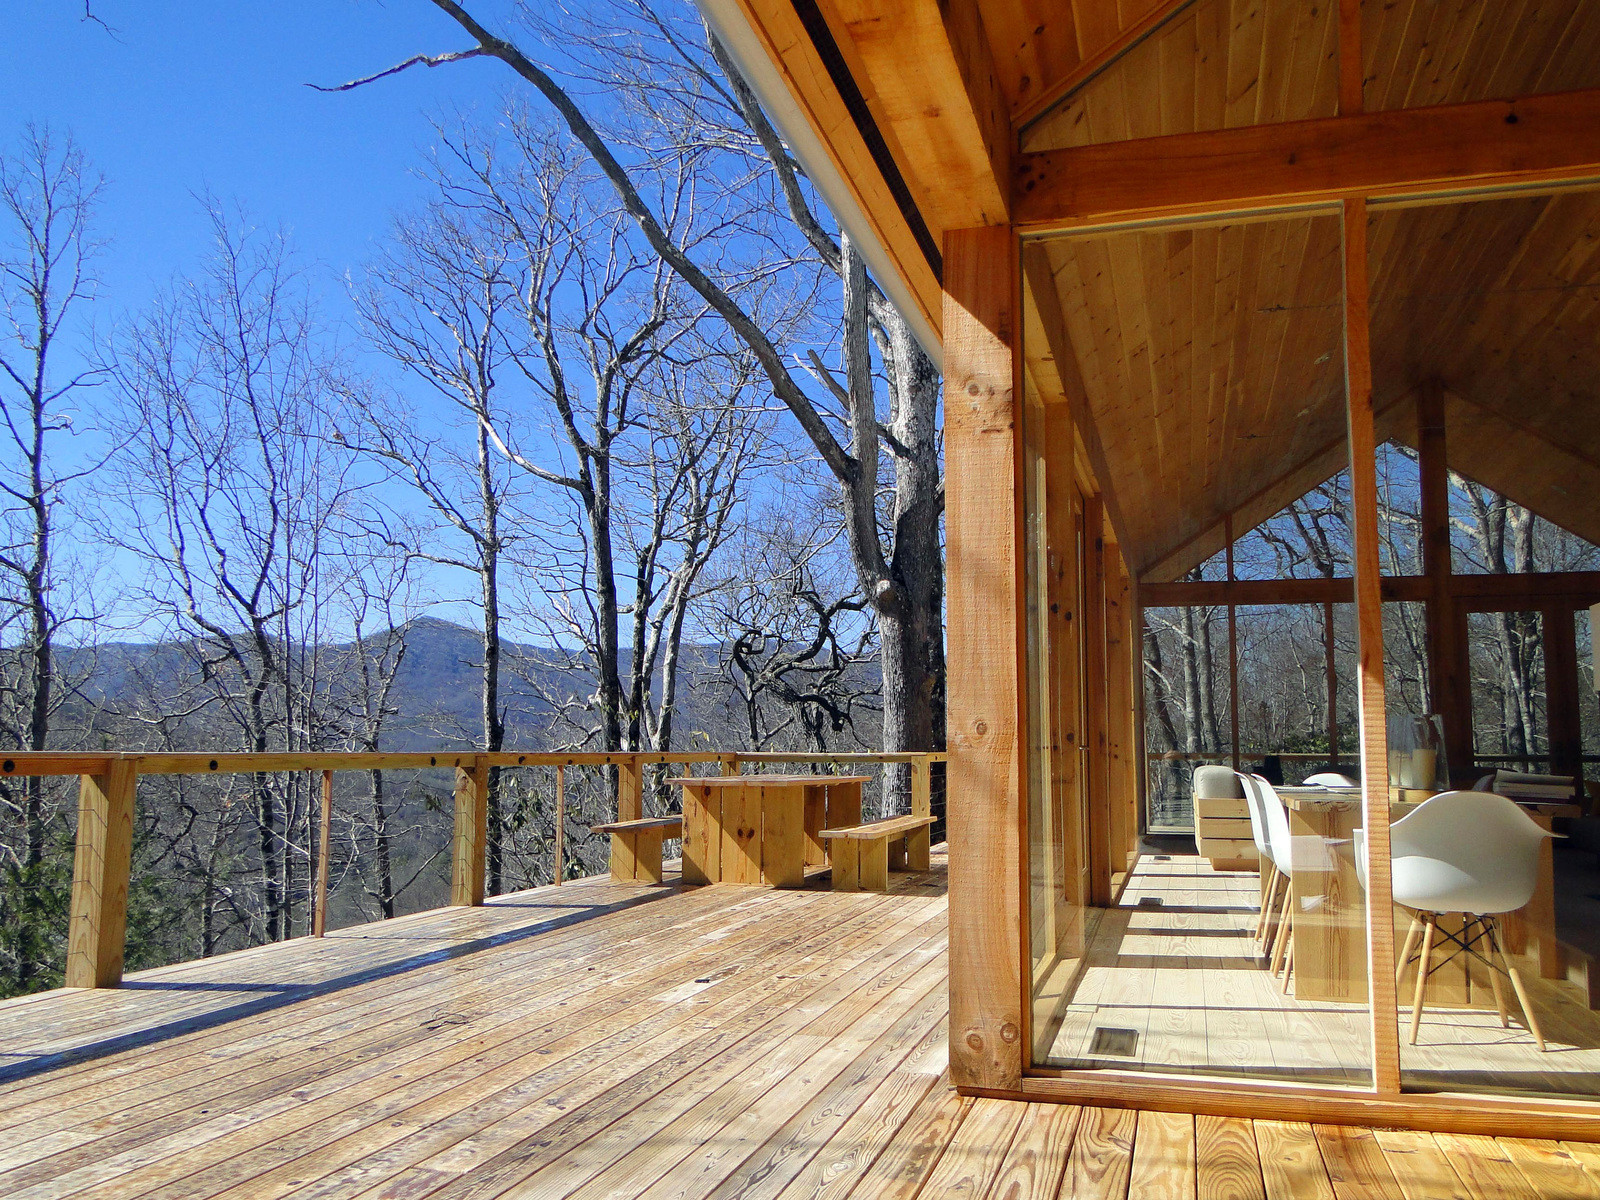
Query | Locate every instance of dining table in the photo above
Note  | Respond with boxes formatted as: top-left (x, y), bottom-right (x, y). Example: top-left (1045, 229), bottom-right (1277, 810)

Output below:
top-left (674, 774), bottom-right (869, 887)
top-left (1279, 785), bottom-right (1578, 1006)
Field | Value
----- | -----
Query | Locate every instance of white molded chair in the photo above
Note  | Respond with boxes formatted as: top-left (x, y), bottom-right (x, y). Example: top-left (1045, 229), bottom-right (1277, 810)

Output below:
top-left (1239, 773), bottom-right (1299, 986)
top-left (1305, 771), bottom-right (1358, 788)
top-left (1360, 791), bottom-right (1553, 1051)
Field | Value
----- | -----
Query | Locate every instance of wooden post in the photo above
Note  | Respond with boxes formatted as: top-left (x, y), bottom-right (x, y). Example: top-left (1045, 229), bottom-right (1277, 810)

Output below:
top-left (1342, 196), bottom-right (1400, 1093)
top-left (1417, 382), bottom-right (1471, 782)
top-left (1546, 606), bottom-right (1582, 782)
top-left (554, 764), bottom-right (566, 886)
top-left (313, 769), bottom-right (332, 937)
top-left (1226, 514), bottom-right (1241, 772)
top-left (451, 755), bottom-right (488, 906)
top-left (944, 224), bottom-right (1025, 1093)
top-left (618, 757), bottom-right (643, 822)
top-left (1104, 553), bottom-right (1137, 880)
top-left (1082, 494), bottom-right (1111, 906)
top-left (1325, 600), bottom-right (1339, 770)
top-left (65, 760), bottom-right (137, 988)
top-left (720, 754), bottom-right (741, 777)
top-left (909, 756), bottom-right (932, 871)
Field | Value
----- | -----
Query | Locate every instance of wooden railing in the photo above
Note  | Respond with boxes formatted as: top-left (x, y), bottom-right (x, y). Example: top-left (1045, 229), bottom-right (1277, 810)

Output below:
top-left (8, 748), bottom-right (945, 990)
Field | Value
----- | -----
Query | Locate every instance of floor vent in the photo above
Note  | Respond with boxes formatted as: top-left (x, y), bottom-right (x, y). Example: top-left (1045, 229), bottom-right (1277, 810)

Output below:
top-left (1090, 1027), bottom-right (1140, 1057)
top-left (1153, 854), bottom-right (1172, 861)
top-left (1138, 896), bottom-right (1164, 908)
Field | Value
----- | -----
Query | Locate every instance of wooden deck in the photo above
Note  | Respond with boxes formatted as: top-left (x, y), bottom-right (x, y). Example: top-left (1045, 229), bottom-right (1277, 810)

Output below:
top-left (3, 850), bottom-right (1600, 1198)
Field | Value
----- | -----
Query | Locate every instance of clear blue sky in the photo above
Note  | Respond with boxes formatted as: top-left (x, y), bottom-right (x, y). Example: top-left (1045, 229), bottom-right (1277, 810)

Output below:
top-left (2, 1), bottom-right (512, 315)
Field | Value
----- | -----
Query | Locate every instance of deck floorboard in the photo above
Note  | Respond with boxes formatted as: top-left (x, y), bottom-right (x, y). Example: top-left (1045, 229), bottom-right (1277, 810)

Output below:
top-left (1, 849), bottom-right (1596, 1198)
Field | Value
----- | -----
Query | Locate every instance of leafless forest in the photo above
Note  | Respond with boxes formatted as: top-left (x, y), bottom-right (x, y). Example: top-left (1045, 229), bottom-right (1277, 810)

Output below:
top-left (0, 0), bottom-right (943, 996)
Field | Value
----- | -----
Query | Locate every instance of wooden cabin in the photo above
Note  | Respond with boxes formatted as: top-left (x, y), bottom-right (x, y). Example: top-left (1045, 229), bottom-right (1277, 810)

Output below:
top-left (704, 0), bottom-right (1600, 1142)
top-left (12, 4), bottom-right (1600, 1196)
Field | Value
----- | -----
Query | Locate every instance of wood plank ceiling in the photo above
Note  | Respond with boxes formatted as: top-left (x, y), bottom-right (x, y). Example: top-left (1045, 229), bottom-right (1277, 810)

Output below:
top-left (1023, 0), bottom-right (1600, 581)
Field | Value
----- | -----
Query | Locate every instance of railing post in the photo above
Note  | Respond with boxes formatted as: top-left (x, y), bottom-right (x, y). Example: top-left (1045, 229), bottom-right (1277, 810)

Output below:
top-left (66, 760), bottom-right (137, 988)
top-left (720, 754), bottom-right (740, 778)
top-left (618, 757), bottom-right (643, 822)
top-left (908, 757), bottom-right (933, 871)
top-left (313, 769), bottom-right (333, 936)
top-left (451, 755), bottom-right (488, 906)
top-left (554, 764), bottom-right (565, 886)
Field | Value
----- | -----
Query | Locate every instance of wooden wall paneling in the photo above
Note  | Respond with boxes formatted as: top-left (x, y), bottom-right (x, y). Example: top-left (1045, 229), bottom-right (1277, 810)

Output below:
top-left (1082, 493), bottom-right (1112, 907)
top-left (945, 224), bottom-right (1027, 1092)
top-left (65, 759), bottom-right (137, 989)
top-left (450, 756), bottom-right (488, 907)
top-left (1342, 196), bottom-right (1401, 1094)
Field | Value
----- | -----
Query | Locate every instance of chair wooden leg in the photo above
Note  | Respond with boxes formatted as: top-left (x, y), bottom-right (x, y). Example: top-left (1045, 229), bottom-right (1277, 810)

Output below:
top-left (1409, 914), bottom-right (1437, 1046)
top-left (1269, 884), bottom-right (1293, 977)
top-left (1281, 939), bottom-right (1294, 994)
top-left (1474, 916), bottom-right (1510, 1029)
top-left (1396, 914), bottom-right (1422, 987)
top-left (1255, 862), bottom-right (1279, 943)
top-left (1489, 916), bottom-right (1548, 1052)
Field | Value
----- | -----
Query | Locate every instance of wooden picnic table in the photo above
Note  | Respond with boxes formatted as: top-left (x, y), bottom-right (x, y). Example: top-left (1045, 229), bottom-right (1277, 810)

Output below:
top-left (673, 774), bottom-right (869, 887)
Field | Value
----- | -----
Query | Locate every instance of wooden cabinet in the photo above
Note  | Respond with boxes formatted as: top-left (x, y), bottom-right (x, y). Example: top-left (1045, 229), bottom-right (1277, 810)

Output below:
top-left (1195, 793), bottom-right (1257, 870)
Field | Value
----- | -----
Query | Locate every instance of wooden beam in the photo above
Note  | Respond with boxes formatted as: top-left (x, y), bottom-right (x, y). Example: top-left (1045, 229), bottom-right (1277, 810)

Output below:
top-left (451, 756), bottom-right (488, 907)
top-left (826, 0), bottom-right (1011, 230)
top-left (1325, 601), bottom-right (1339, 770)
top-left (1142, 571), bottom-right (1600, 609)
top-left (1341, 196), bottom-right (1400, 1095)
top-left (65, 760), bottom-right (137, 988)
top-left (1082, 494), bottom-right (1111, 907)
top-left (1014, 88), bottom-right (1600, 232)
top-left (1416, 382), bottom-right (1472, 785)
top-left (1105, 548), bottom-right (1138, 882)
top-left (944, 224), bottom-right (1025, 1092)
top-left (1546, 607), bottom-right (1583, 781)
top-left (1226, 515), bottom-right (1240, 773)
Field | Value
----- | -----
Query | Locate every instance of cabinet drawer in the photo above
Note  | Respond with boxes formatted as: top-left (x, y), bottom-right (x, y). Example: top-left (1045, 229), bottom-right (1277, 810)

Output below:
top-left (1195, 794), bottom-right (1248, 819)
top-left (1196, 816), bottom-right (1253, 840)
top-left (1197, 837), bottom-right (1258, 864)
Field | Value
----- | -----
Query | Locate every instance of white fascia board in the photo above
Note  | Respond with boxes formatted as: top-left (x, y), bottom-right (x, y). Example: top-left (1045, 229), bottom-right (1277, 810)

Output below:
top-left (692, 0), bottom-right (943, 365)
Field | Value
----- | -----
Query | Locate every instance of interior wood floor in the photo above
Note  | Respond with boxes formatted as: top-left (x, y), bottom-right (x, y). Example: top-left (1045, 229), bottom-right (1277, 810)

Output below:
top-left (3, 850), bottom-right (1600, 1199)
top-left (1046, 854), bottom-right (1600, 1098)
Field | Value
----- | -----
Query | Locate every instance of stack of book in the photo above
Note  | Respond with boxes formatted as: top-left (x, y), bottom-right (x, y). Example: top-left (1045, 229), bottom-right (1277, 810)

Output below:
top-left (1492, 769), bottom-right (1577, 801)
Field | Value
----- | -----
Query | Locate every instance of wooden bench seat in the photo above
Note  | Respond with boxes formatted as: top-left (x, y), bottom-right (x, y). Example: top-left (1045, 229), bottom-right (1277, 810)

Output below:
top-left (592, 816), bottom-right (683, 884)
top-left (819, 815), bottom-right (935, 891)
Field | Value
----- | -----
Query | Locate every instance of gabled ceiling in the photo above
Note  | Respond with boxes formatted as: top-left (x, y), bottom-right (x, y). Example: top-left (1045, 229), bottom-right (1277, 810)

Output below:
top-left (1027, 189), bottom-right (1600, 582)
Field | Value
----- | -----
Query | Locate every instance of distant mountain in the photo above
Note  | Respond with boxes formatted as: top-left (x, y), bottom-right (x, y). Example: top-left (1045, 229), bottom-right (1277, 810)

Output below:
top-left (57, 616), bottom-right (813, 752)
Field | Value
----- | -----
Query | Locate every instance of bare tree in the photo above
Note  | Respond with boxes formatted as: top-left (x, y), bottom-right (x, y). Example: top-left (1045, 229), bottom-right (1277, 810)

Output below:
top-left (344, 157), bottom-right (527, 894)
top-left (0, 126), bottom-right (104, 989)
top-left (104, 202), bottom-right (355, 943)
top-left (325, 0), bottom-right (946, 816)
top-left (712, 512), bottom-right (877, 753)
